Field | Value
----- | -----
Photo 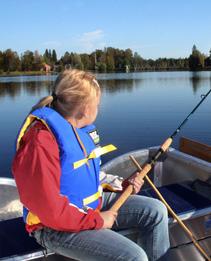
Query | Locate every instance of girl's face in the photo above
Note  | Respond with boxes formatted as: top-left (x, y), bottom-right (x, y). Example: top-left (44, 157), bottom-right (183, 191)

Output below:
top-left (83, 91), bottom-right (101, 126)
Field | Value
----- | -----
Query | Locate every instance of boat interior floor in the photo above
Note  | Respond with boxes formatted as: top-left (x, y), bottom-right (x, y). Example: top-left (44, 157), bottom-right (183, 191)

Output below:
top-left (1, 181), bottom-right (211, 260)
top-left (139, 181), bottom-right (211, 223)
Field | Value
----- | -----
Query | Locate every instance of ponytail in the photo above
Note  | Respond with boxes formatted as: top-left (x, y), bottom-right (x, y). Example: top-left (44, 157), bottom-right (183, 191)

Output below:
top-left (31, 95), bottom-right (54, 112)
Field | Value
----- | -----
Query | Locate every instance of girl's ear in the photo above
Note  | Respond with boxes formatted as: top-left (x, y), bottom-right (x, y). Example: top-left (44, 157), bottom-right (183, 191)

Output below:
top-left (83, 104), bottom-right (90, 119)
top-left (80, 103), bottom-right (90, 119)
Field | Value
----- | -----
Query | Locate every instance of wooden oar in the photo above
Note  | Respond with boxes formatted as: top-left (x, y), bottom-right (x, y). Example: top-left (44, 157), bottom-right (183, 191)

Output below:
top-left (131, 155), bottom-right (210, 261)
top-left (110, 145), bottom-right (211, 260)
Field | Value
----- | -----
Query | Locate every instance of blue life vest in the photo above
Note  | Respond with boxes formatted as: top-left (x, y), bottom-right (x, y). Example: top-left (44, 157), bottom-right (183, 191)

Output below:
top-left (16, 107), bottom-right (116, 225)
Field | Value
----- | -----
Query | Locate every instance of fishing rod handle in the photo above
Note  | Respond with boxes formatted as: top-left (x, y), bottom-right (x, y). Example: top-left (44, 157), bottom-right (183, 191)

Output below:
top-left (109, 137), bottom-right (173, 212)
top-left (110, 185), bottom-right (133, 212)
top-left (160, 137), bottom-right (173, 152)
top-left (109, 163), bottom-right (152, 212)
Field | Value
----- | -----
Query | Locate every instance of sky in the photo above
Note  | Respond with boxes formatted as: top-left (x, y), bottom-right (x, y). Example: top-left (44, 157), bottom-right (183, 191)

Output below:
top-left (1, 0), bottom-right (211, 59)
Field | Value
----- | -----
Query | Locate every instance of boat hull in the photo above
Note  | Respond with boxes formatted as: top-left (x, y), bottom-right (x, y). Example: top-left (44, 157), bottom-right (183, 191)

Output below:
top-left (1, 147), bottom-right (211, 260)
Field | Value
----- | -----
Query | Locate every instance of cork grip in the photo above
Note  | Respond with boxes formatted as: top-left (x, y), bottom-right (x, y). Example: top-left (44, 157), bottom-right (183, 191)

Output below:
top-left (110, 185), bottom-right (133, 212)
top-left (160, 137), bottom-right (173, 152)
top-left (109, 163), bottom-right (152, 212)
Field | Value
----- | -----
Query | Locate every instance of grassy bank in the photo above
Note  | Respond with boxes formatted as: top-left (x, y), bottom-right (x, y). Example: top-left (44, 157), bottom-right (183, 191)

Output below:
top-left (0, 71), bottom-right (55, 77)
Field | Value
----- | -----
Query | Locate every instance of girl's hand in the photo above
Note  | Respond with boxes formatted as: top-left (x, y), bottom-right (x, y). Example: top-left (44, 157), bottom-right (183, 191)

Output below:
top-left (128, 172), bottom-right (144, 194)
top-left (99, 210), bottom-right (118, 229)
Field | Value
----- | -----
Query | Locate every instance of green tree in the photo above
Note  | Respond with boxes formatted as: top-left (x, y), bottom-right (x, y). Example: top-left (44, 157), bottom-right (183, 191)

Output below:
top-left (21, 50), bottom-right (34, 71)
top-left (43, 49), bottom-right (51, 64)
top-left (205, 49), bottom-right (211, 67)
top-left (133, 52), bottom-right (143, 71)
top-left (80, 53), bottom-right (91, 70)
top-left (189, 45), bottom-right (205, 70)
top-left (0, 51), bottom-right (3, 72)
top-left (97, 62), bottom-right (107, 72)
top-left (3, 49), bottom-right (20, 72)
top-left (52, 49), bottom-right (57, 64)
top-left (61, 51), bottom-right (71, 67)
top-left (106, 48), bottom-right (115, 71)
top-left (33, 50), bottom-right (43, 71)
top-left (124, 48), bottom-right (133, 70)
top-left (106, 54), bottom-right (115, 71)
top-left (71, 53), bottom-right (83, 69)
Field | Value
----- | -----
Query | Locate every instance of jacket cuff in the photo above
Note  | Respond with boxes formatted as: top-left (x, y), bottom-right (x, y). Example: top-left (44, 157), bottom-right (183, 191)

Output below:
top-left (121, 178), bottom-right (130, 191)
top-left (88, 209), bottom-right (104, 229)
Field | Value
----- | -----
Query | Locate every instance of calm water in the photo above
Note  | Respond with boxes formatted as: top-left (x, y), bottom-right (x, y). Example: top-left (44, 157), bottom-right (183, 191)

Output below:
top-left (1, 71), bottom-right (211, 178)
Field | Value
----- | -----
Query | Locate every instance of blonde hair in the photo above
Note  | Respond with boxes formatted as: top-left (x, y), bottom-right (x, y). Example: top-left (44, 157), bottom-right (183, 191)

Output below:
top-left (31, 69), bottom-right (100, 118)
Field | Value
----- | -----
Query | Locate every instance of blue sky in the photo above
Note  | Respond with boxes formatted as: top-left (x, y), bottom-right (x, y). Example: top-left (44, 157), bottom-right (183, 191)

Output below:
top-left (1, 0), bottom-right (211, 59)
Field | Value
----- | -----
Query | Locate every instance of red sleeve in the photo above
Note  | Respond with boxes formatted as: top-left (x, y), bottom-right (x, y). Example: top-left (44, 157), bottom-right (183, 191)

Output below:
top-left (12, 122), bottom-right (104, 232)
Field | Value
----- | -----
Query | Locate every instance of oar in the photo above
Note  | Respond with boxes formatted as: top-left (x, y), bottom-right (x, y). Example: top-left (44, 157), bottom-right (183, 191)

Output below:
top-left (130, 156), bottom-right (210, 261)
top-left (110, 88), bottom-right (211, 260)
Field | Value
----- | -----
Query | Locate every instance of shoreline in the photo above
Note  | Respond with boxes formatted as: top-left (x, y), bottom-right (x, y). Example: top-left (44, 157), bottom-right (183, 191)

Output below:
top-left (0, 71), bottom-right (57, 78)
top-left (0, 68), bottom-right (211, 78)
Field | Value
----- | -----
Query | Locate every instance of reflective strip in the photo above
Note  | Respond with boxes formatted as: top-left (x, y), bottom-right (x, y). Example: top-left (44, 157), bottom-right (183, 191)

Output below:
top-left (73, 144), bottom-right (117, 169)
top-left (16, 115), bottom-right (35, 150)
top-left (16, 114), bottom-right (52, 150)
top-left (83, 191), bottom-right (100, 206)
top-left (26, 211), bottom-right (41, 226)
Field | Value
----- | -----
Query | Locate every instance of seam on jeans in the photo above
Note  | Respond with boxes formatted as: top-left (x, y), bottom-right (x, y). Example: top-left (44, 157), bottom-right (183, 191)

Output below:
top-left (43, 231), bottom-right (140, 261)
top-left (39, 229), bottom-right (50, 256)
top-left (53, 243), bottom-right (127, 260)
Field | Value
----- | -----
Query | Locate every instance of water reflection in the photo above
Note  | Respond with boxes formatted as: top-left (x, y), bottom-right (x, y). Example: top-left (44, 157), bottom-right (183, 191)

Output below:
top-left (1, 72), bottom-right (211, 178)
top-left (0, 82), bottom-right (21, 98)
top-left (99, 79), bottom-right (143, 93)
top-left (23, 81), bottom-right (53, 96)
top-left (0, 81), bottom-right (54, 98)
top-left (189, 71), bottom-right (211, 93)
top-left (0, 78), bottom-right (143, 97)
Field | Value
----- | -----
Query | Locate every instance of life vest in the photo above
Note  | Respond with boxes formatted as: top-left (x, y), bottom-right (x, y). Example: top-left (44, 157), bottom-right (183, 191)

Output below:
top-left (16, 107), bottom-right (116, 226)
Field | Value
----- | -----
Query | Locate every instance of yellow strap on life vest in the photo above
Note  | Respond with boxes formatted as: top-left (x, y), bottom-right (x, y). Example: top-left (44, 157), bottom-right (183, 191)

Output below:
top-left (73, 144), bottom-right (117, 169)
top-left (83, 191), bottom-right (101, 206)
top-left (16, 115), bottom-right (35, 150)
top-left (26, 211), bottom-right (41, 226)
top-left (16, 114), bottom-right (52, 150)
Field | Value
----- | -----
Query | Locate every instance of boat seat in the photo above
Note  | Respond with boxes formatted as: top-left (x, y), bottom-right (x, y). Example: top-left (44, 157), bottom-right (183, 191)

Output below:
top-left (117, 183), bottom-right (211, 238)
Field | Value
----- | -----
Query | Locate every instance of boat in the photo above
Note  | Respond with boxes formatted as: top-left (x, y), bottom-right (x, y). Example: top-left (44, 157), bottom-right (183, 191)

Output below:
top-left (0, 137), bottom-right (211, 261)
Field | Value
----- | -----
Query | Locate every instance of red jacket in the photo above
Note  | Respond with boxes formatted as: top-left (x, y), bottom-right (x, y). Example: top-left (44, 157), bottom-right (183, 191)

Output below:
top-left (12, 121), bottom-right (104, 233)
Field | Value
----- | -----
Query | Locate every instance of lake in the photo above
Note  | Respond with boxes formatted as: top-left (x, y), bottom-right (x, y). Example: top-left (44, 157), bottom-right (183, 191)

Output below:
top-left (1, 71), bottom-right (211, 178)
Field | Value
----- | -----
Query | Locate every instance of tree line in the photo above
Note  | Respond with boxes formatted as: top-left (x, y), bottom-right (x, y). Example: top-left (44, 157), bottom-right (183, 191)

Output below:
top-left (0, 45), bottom-right (211, 74)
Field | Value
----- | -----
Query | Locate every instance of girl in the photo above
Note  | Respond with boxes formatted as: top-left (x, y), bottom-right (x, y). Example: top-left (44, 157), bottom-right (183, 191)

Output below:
top-left (12, 69), bottom-right (169, 261)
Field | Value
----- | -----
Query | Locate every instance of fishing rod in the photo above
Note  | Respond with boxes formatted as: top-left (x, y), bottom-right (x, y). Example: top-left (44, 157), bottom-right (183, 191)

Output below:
top-left (110, 88), bottom-right (211, 261)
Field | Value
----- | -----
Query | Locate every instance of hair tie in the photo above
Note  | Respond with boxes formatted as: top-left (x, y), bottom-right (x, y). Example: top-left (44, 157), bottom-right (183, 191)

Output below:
top-left (51, 92), bottom-right (57, 101)
top-left (93, 79), bottom-right (100, 88)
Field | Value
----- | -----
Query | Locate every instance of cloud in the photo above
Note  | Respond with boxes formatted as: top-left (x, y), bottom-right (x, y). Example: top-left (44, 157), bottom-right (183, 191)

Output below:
top-left (76, 29), bottom-right (106, 52)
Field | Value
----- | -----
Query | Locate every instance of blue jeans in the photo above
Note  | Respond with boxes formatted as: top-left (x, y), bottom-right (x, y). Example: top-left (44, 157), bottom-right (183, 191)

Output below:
top-left (33, 193), bottom-right (170, 261)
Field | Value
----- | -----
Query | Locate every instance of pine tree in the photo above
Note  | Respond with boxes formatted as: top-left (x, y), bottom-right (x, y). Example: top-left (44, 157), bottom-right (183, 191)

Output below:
top-left (52, 49), bottom-right (57, 63)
